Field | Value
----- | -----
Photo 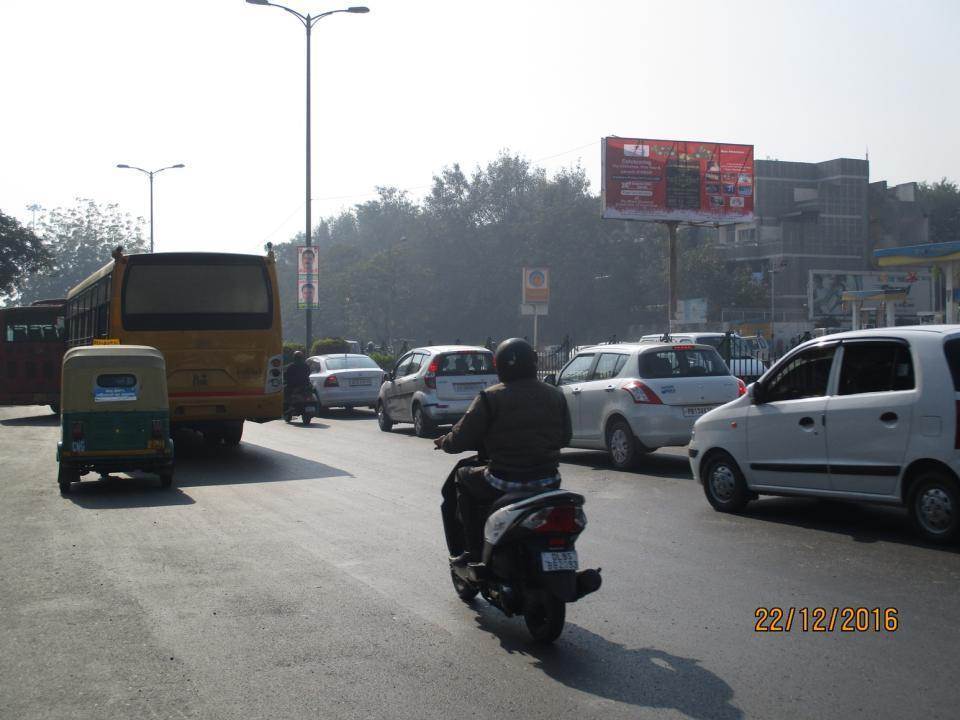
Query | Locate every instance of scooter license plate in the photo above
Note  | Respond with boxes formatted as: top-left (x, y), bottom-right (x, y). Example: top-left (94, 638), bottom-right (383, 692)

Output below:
top-left (541, 550), bottom-right (578, 572)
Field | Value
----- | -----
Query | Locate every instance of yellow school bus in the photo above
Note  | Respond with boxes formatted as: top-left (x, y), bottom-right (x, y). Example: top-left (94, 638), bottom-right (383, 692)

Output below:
top-left (65, 249), bottom-right (283, 444)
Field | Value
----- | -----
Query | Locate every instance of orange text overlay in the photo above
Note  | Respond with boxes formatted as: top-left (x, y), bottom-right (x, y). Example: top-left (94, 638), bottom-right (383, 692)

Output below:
top-left (754, 607), bottom-right (899, 633)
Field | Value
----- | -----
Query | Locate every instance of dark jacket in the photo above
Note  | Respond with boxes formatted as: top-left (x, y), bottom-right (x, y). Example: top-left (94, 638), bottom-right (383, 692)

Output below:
top-left (440, 378), bottom-right (572, 480)
top-left (284, 360), bottom-right (310, 389)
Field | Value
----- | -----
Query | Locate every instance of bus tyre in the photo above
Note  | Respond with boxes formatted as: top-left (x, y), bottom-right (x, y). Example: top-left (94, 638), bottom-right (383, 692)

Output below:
top-left (377, 402), bottom-right (393, 432)
top-left (58, 464), bottom-right (77, 495)
top-left (159, 471), bottom-right (174, 489)
top-left (223, 421), bottom-right (243, 446)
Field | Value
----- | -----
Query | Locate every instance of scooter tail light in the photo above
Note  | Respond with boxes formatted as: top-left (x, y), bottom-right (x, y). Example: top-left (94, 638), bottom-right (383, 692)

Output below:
top-left (324, 375), bottom-right (339, 387)
top-left (622, 380), bottom-right (662, 405)
top-left (521, 506), bottom-right (586, 533)
top-left (71, 421), bottom-right (84, 440)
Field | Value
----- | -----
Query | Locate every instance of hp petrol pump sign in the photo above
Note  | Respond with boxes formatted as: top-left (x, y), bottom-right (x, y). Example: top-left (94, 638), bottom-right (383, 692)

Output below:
top-left (523, 267), bottom-right (550, 305)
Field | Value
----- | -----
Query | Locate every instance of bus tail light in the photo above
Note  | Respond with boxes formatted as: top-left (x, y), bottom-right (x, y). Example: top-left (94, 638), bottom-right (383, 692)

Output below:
top-left (71, 421), bottom-right (84, 440)
top-left (324, 375), bottom-right (339, 387)
top-left (622, 380), bottom-right (662, 405)
top-left (265, 354), bottom-right (283, 393)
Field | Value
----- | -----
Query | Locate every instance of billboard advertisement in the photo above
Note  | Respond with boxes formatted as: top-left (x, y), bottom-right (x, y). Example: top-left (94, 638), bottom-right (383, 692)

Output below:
top-left (601, 137), bottom-right (754, 224)
top-left (297, 246), bottom-right (319, 309)
top-left (522, 267), bottom-right (550, 305)
top-left (808, 270), bottom-right (932, 320)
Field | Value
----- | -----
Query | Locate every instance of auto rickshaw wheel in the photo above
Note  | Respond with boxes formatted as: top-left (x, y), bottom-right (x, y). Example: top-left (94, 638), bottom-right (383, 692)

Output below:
top-left (57, 464), bottom-right (78, 494)
top-left (159, 470), bottom-right (174, 489)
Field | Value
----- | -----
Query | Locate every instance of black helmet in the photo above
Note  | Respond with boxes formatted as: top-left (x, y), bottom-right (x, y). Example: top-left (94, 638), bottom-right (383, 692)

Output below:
top-left (293, 350), bottom-right (305, 362)
top-left (495, 338), bottom-right (537, 382)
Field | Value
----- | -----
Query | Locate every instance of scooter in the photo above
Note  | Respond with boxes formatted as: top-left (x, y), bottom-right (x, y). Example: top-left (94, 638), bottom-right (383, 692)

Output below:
top-left (447, 457), bottom-right (602, 643)
top-left (283, 385), bottom-right (319, 425)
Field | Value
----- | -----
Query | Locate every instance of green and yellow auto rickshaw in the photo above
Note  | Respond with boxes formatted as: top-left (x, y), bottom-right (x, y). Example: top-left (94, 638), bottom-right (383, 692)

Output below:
top-left (57, 345), bottom-right (174, 494)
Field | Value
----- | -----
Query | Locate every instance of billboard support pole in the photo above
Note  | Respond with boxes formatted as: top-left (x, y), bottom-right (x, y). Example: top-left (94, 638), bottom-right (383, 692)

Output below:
top-left (667, 221), bottom-right (679, 332)
top-left (532, 304), bottom-right (539, 352)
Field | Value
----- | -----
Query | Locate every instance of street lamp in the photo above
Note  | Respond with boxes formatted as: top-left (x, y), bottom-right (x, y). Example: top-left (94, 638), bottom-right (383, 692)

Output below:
top-left (246, 1), bottom-right (369, 352)
top-left (115, 163), bottom-right (186, 253)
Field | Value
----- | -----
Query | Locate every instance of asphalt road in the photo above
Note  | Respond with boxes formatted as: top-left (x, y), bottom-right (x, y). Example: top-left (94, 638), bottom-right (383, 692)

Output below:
top-left (2, 404), bottom-right (959, 720)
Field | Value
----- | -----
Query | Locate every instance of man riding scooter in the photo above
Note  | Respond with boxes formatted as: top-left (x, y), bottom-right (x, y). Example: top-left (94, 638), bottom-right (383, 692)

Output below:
top-left (435, 338), bottom-right (572, 565)
top-left (283, 351), bottom-right (318, 424)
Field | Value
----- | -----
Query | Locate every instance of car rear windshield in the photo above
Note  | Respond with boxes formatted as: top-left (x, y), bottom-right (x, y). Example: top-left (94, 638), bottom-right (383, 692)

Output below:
top-left (435, 352), bottom-right (494, 376)
top-left (943, 339), bottom-right (960, 391)
top-left (122, 255), bottom-right (272, 331)
top-left (325, 356), bottom-right (379, 370)
top-left (640, 348), bottom-right (729, 378)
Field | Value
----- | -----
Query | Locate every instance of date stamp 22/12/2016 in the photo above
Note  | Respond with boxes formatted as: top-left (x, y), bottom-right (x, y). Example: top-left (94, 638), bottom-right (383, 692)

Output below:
top-left (754, 607), bottom-right (899, 633)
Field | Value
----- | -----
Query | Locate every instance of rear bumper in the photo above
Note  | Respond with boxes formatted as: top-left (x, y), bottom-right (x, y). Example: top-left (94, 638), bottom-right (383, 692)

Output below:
top-left (58, 443), bottom-right (173, 473)
top-left (625, 405), bottom-right (714, 448)
top-left (315, 386), bottom-right (379, 407)
top-left (423, 398), bottom-right (472, 423)
top-left (169, 393), bottom-right (282, 423)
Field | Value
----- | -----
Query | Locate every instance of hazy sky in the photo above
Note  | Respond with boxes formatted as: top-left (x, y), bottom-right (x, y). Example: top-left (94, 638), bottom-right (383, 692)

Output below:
top-left (2, 0), bottom-right (958, 256)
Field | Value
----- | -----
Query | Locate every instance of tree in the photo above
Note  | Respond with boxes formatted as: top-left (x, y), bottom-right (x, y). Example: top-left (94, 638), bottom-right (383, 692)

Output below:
top-left (0, 210), bottom-right (51, 303)
top-left (12, 198), bottom-right (146, 305)
top-left (920, 179), bottom-right (960, 243)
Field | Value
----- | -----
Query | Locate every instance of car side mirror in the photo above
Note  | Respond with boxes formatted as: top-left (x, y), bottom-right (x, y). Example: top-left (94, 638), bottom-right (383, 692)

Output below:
top-left (749, 382), bottom-right (764, 404)
top-left (542, 373), bottom-right (557, 386)
top-left (384, 371), bottom-right (393, 382)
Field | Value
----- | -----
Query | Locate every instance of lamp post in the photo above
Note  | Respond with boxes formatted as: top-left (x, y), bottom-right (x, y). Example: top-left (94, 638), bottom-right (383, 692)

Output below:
top-left (246, 0), bottom-right (369, 353)
top-left (115, 163), bottom-right (186, 253)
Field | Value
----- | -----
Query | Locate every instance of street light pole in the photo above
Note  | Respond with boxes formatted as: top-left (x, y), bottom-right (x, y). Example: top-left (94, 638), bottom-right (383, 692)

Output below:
top-left (116, 163), bottom-right (186, 253)
top-left (246, 1), bottom-right (369, 353)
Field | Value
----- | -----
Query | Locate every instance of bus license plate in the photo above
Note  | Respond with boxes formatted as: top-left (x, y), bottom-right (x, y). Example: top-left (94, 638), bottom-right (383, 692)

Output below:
top-left (541, 551), bottom-right (578, 572)
top-left (682, 405), bottom-right (714, 418)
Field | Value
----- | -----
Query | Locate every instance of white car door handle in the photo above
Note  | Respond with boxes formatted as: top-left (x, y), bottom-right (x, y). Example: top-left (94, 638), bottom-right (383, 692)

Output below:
top-left (605, 385), bottom-right (616, 392)
top-left (571, 388), bottom-right (582, 395)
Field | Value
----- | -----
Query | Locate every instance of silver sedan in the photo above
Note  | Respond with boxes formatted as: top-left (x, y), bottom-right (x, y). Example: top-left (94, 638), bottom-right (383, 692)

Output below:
top-left (308, 354), bottom-right (385, 411)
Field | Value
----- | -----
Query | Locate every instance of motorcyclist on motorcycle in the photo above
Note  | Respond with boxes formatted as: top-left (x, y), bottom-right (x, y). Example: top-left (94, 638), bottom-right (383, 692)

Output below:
top-left (283, 351), bottom-right (313, 407)
top-left (435, 338), bottom-right (572, 566)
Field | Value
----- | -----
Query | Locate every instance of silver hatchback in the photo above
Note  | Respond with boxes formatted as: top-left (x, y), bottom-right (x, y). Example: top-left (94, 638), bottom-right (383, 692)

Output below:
top-left (376, 346), bottom-right (498, 437)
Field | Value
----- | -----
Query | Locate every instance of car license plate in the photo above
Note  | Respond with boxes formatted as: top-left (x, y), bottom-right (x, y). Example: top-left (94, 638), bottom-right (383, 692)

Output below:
top-left (541, 550), bottom-right (578, 572)
top-left (682, 405), bottom-right (714, 418)
top-left (454, 382), bottom-right (484, 392)
top-left (349, 378), bottom-right (371, 387)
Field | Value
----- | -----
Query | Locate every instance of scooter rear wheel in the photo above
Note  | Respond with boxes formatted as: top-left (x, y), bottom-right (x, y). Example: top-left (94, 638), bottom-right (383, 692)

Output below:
top-left (450, 568), bottom-right (478, 602)
top-left (523, 591), bottom-right (566, 643)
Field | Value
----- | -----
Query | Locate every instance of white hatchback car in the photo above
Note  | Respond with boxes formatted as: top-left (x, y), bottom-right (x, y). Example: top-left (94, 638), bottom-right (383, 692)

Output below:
top-left (689, 326), bottom-right (960, 543)
top-left (551, 343), bottom-right (744, 469)
top-left (307, 354), bottom-right (385, 411)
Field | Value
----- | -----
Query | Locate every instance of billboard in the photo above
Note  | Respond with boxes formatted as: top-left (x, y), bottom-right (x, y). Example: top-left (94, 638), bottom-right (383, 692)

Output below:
top-left (297, 246), bottom-right (319, 309)
top-left (808, 270), bottom-right (932, 320)
top-left (522, 267), bottom-right (550, 304)
top-left (601, 137), bottom-right (754, 224)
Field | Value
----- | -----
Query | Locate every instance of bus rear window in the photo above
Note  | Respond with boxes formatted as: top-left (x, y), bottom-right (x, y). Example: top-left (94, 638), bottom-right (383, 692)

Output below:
top-left (122, 260), bottom-right (272, 331)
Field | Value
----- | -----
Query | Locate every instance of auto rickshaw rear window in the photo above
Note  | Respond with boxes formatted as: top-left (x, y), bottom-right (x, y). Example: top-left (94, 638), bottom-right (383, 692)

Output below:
top-left (97, 374), bottom-right (137, 388)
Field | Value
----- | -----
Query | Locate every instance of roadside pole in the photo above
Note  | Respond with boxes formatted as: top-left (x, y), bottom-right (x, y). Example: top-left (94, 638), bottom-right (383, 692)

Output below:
top-left (666, 221), bottom-right (679, 333)
top-left (532, 304), bottom-right (539, 351)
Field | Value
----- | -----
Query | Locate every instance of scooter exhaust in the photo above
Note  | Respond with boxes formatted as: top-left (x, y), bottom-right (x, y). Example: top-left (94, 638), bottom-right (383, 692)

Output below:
top-left (575, 568), bottom-right (602, 600)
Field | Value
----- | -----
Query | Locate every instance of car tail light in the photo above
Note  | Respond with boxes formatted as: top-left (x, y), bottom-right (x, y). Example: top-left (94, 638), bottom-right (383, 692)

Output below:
top-left (425, 360), bottom-right (439, 389)
top-left (737, 378), bottom-right (747, 397)
top-left (71, 421), bottom-right (84, 440)
top-left (521, 506), bottom-right (587, 533)
top-left (324, 375), bottom-right (339, 387)
top-left (152, 419), bottom-right (163, 439)
top-left (621, 380), bottom-right (662, 405)
top-left (673, 344), bottom-right (695, 350)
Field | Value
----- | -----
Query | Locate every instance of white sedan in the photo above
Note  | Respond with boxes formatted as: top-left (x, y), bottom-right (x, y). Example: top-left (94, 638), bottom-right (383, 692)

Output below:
top-left (307, 354), bottom-right (385, 411)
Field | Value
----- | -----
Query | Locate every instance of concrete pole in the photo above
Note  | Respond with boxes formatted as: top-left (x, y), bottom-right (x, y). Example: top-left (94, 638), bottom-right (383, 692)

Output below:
top-left (852, 302), bottom-right (860, 330)
top-left (885, 300), bottom-right (896, 328)
top-left (947, 262), bottom-right (956, 324)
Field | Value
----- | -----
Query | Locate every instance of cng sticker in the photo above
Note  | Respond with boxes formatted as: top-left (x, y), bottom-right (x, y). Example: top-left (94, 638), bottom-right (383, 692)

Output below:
top-left (92, 338), bottom-right (120, 345)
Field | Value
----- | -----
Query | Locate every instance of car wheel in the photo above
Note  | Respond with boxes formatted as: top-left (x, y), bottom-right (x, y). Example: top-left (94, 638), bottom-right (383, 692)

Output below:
top-left (606, 418), bottom-right (639, 470)
top-left (909, 470), bottom-right (959, 544)
top-left (413, 404), bottom-right (434, 438)
top-left (377, 402), bottom-right (394, 432)
top-left (702, 451), bottom-right (750, 512)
